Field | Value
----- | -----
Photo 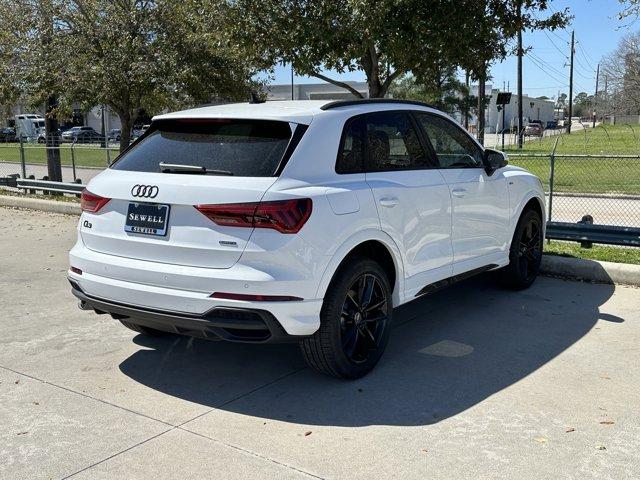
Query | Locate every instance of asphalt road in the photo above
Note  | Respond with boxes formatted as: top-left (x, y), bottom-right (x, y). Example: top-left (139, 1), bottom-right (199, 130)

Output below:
top-left (1, 206), bottom-right (639, 479)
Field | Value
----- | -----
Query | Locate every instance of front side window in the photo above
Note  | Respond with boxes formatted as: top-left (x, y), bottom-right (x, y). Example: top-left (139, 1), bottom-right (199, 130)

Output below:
top-left (416, 114), bottom-right (483, 168)
top-left (111, 119), bottom-right (293, 177)
top-left (364, 112), bottom-right (432, 172)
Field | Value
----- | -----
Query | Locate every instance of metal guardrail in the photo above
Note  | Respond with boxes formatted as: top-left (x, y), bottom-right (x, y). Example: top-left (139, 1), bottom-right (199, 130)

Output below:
top-left (0, 175), bottom-right (84, 195)
top-left (547, 221), bottom-right (640, 248)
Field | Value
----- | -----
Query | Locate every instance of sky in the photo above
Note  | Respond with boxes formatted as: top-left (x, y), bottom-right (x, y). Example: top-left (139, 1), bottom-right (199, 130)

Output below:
top-left (269, 0), bottom-right (634, 100)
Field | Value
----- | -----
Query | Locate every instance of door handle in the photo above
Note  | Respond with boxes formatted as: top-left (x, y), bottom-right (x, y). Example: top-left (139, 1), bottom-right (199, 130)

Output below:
top-left (379, 197), bottom-right (399, 207)
top-left (451, 188), bottom-right (467, 198)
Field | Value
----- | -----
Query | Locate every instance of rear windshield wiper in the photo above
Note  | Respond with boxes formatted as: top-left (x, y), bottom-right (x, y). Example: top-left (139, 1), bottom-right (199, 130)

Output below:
top-left (159, 162), bottom-right (233, 176)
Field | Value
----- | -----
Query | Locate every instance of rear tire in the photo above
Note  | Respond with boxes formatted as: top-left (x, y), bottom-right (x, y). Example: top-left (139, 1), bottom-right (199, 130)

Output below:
top-left (300, 257), bottom-right (393, 379)
top-left (499, 209), bottom-right (543, 290)
top-left (119, 320), bottom-right (166, 336)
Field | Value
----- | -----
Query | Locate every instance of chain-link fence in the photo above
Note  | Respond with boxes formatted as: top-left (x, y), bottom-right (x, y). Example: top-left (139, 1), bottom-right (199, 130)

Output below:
top-left (509, 153), bottom-right (640, 228)
top-left (0, 140), bottom-right (118, 184)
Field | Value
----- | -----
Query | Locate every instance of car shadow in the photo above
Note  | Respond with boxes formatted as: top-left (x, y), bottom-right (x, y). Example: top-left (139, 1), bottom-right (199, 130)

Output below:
top-left (119, 275), bottom-right (620, 427)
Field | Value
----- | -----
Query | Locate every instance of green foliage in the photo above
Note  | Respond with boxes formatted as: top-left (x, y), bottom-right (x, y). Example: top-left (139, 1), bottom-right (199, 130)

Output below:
top-left (545, 241), bottom-right (640, 265)
top-left (228, 0), bottom-right (478, 98)
top-left (0, 0), bottom-right (258, 150)
top-left (390, 73), bottom-right (472, 115)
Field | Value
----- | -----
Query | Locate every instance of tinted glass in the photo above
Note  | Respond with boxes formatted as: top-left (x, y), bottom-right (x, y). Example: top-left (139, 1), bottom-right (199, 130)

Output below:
top-left (364, 112), bottom-right (431, 171)
top-left (112, 119), bottom-right (292, 177)
top-left (417, 114), bottom-right (483, 168)
top-left (336, 117), bottom-right (364, 174)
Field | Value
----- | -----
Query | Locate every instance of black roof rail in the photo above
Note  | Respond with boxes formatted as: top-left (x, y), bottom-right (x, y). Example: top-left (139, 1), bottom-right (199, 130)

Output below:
top-left (319, 98), bottom-right (435, 111)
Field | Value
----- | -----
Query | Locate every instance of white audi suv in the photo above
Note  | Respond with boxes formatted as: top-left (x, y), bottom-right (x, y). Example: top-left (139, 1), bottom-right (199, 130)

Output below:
top-left (69, 99), bottom-right (545, 378)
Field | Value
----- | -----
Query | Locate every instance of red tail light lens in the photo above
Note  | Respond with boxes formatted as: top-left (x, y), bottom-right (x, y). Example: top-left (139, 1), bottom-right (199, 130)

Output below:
top-left (195, 198), bottom-right (312, 234)
top-left (210, 292), bottom-right (303, 302)
top-left (81, 189), bottom-right (110, 213)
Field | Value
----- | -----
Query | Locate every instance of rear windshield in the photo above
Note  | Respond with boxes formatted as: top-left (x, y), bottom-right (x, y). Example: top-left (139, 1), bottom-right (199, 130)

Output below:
top-left (111, 119), bottom-right (293, 177)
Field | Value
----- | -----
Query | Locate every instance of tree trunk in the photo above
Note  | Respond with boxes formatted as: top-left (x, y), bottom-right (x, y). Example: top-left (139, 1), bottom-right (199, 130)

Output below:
top-left (45, 95), bottom-right (62, 183)
top-left (118, 110), bottom-right (132, 153)
top-left (477, 75), bottom-right (486, 146)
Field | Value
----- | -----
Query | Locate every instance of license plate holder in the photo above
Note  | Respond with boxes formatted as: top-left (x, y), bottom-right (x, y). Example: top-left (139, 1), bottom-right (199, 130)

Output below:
top-left (124, 202), bottom-right (170, 236)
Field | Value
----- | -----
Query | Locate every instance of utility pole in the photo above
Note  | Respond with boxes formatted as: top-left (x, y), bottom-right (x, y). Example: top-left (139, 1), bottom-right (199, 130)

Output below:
top-left (567, 30), bottom-right (575, 134)
top-left (464, 71), bottom-right (470, 130)
top-left (477, 73), bottom-right (486, 146)
top-left (593, 63), bottom-right (600, 128)
top-left (291, 64), bottom-right (294, 100)
top-left (517, 0), bottom-right (524, 149)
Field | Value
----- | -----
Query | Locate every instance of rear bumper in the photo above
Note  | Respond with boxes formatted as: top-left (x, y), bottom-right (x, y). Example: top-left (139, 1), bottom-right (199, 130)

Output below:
top-left (70, 280), bottom-right (309, 343)
top-left (69, 240), bottom-right (324, 336)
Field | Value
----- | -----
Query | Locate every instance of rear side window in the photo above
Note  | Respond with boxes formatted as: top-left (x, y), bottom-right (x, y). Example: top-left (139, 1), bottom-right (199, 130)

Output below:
top-left (336, 117), bottom-right (365, 174)
top-left (111, 119), bottom-right (293, 177)
top-left (363, 112), bottom-right (432, 172)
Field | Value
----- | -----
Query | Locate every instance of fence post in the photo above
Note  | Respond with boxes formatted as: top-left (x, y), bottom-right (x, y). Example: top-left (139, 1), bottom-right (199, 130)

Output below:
top-left (19, 138), bottom-right (27, 178)
top-left (547, 137), bottom-right (559, 225)
top-left (106, 147), bottom-right (111, 166)
top-left (70, 143), bottom-right (77, 182)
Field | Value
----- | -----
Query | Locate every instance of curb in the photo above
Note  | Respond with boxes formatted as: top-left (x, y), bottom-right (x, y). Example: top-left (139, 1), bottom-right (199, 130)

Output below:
top-left (0, 194), bottom-right (81, 215)
top-left (541, 255), bottom-right (640, 287)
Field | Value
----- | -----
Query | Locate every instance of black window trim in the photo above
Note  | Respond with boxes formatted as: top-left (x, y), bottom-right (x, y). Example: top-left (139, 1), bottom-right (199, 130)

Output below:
top-left (413, 112), bottom-right (485, 170)
top-left (335, 110), bottom-right (440, 175)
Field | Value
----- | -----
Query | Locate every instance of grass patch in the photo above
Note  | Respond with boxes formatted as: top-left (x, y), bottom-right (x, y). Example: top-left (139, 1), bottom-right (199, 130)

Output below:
top-left (0, 188), bottom-right (80, 202)
top-left (545, 240), bottom-right (640, 265)
top-left (505, 124), bottom-right (640, 155)
top-left (0, 144), bottom-right (118, 168)
top-left (504, 125), bottom-right (640, 195)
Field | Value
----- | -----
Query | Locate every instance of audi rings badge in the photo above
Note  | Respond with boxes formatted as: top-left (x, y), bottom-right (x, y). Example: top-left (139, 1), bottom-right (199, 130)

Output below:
top-left (131, 185), bottom-right (159, 199)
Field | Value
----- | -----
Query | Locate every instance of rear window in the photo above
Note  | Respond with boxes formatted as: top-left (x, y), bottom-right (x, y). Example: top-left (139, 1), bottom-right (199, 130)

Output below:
top-left (111, 119), bottom-right (293, 177)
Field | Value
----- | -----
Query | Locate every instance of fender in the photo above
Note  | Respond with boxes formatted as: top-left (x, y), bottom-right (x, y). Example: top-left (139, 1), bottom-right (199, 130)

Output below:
top-left (314, 228), bottom-right (405, 307)
top-left (510, 189), bottom-right (546, 245)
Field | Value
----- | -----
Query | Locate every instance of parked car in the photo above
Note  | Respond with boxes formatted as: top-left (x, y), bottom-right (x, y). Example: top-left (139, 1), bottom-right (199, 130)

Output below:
top-left (0, 127), bottom-right (17, 142)
top-left (524, 123), bottom-right (544, 137)
top-left (36, 127), bottom-right (62, 144)
top-left (107, 129), bottom-right (121, 142)
top-left (69, 99), bottom-right (545, 379)
top-left (62, 126), bottom-right (103, 143)
top-left (546, 120), bottom-right (558, 129)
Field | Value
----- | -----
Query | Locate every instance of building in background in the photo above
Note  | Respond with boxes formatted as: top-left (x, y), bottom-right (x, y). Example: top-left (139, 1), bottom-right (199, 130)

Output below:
top-left (265, 81), bottom-right (369, 101)
top-left (484, 90), bottom-right (556, 133)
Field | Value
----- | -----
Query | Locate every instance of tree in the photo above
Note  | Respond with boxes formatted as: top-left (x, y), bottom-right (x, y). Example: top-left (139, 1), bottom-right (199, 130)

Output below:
top-left (390, 71), bottom-right (471, 116)
top-left (619, 0), bottom-right (640, 21)
top-left (61, 0), bottom-right (259, 151)
top-left (572, 91), bottom-right (594, 118)
top-left (0, 0), bottom-right (260, 152)
top-left (460, 1), bottom-right (570, 143)
top-left (601, 31), bottom-right (640, 116)
top-left (0, 0), bottom-right (70, 180)
top-left (228, 0), bottom-right (475, 99)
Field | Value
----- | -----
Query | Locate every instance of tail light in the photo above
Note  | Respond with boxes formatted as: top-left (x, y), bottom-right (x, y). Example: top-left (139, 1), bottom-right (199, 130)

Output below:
top-left (195, 198), bottom-right (312, 234)
top-left (81, 189), bottom-right (110, 213)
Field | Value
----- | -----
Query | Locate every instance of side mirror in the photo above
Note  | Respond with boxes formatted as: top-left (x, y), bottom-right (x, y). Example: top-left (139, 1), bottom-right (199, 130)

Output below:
top-left (483, 149), bottom-right (508, 176)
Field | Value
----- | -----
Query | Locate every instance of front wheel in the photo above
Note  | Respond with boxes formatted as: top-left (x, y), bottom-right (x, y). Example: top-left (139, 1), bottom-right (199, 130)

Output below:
top-left (499, 209), bottom-right (543, 289)
top-left (300, 258), bottom-right (393, 379)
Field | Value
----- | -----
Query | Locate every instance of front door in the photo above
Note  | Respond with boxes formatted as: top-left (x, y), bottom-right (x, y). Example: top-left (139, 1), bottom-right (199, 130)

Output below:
top-left (415, 113), bottom-right (510, 274)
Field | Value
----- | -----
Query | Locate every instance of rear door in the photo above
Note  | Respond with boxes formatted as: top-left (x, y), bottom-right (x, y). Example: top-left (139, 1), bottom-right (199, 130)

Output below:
top-left (362, 111), bottom-right (453, 298)
top-left (415, 113), bottom-right (509, 273)
top-left (81, 118), bottom-right (297, 269)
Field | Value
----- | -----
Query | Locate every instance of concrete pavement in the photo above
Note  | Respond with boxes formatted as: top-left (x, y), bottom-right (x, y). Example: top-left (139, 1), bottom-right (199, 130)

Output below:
top-left (1, 206), bottom-right (639, 479)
